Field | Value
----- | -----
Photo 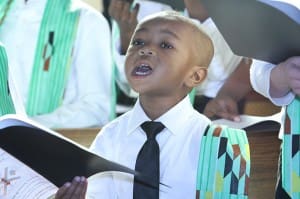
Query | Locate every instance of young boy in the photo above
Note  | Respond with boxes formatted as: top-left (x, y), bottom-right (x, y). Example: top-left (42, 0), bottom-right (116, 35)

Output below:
top-left (55, 11), bottom-right (214, 198)
top-left (109, 0), bottom-right (252, 116)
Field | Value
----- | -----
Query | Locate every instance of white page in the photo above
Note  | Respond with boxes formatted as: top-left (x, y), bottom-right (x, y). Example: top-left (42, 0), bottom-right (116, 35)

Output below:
top-left (0, 148), bottom-right (57, 199)
top-left (212, 112), bottom-right (282, 129)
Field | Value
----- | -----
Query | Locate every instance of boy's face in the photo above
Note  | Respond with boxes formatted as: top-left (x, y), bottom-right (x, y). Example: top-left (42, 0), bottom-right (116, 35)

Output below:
top-left (125, 17), bottom-right (204, 98)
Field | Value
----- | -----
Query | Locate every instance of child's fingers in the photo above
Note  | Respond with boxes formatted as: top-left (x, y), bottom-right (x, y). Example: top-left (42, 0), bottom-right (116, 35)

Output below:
top-left (72, 176), bottom-right (88, 198)
top-left (55, 182), bottom-right (71, 199)
top-left (130, 3), bottom-right (140, 21)
top-left (65, 176), bottom-right (83, 196)
top-left (79, 177), bottom-right (88, 198)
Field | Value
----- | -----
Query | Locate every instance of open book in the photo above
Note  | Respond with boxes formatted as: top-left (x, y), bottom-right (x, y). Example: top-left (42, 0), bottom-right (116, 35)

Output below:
top-left (212, 112), bottom-right (282, 133)
top-left (0, 114), bottom-right (139, 198)
top-left (201, 0), bottom-right (300, 64)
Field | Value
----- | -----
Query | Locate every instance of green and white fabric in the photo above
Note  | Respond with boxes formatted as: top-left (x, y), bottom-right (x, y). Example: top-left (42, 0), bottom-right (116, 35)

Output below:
top-left (26, 0), bottom-right (80, 116)
top-left (196, 125), bottom-right (250, 198)
top-left (0, 44), bottom-right (15, 115)
top-left (283, 96), bottom-right (300, 198)
top-left (0, 0), bottom-right (13, 26)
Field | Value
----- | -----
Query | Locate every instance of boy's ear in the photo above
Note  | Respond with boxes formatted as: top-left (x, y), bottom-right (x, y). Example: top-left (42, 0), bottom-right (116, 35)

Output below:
top-left (184, 66), bottom-right (207, 88)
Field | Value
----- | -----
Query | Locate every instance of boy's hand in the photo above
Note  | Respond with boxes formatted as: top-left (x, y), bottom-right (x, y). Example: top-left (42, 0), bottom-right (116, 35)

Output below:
top-left (55, 176), bottom-right (87, 199)
top-left (270, 56), bottom-right (300, 97)
top-left (204, 96), bottom-right (241, 122)
top-left (183, 0), bottom-right (208, 22)
top-left (108, 0), bottom-right (139, 54)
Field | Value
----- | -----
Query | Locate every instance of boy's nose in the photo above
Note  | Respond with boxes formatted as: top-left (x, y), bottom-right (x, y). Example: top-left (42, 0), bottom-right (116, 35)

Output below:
top-left (138, 48), bottom-right (155, 56)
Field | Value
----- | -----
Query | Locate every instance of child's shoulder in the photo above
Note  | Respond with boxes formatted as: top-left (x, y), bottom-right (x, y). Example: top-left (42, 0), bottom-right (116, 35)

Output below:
top-left (100, 110), bottom-right (133, 134)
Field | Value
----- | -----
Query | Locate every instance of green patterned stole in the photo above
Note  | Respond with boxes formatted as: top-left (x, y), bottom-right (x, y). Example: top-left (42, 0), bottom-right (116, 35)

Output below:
top-left (283, 96), bottom-right (300, 198)
top-left (0, 44), bottom-right (15, 115)
top-left (196, 125), bottom-right (250, 199)
top-left (25, 0), bottom-right (80, 116)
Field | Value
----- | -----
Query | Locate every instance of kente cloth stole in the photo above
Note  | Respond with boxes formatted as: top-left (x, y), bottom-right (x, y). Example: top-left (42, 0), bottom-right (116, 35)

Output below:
top-left (0, 44), bottom-right (15, 115)
top-left (25, 0), bottom-right (80, 116)
top-left (282, 96), bottom-right (300, 198)
top-left (196, 125), bottom-right (250, 199)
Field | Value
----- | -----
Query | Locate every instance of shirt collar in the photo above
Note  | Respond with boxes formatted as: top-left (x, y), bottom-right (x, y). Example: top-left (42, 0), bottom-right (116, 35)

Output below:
top-left (126, 96), bottom-right (195, 136)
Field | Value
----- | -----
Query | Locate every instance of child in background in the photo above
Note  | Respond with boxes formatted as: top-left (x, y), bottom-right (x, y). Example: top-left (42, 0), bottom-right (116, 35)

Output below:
top-left (0, 0), bottom-right (114, 128)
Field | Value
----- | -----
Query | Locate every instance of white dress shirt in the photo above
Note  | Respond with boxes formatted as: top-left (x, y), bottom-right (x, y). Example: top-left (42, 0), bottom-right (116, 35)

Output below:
top-left (0, 0), bottom-right (113, 128)
top-left (249, 0), bottom-right (299, 138)
top-left (113, 0), bottom-right (242, 98)
top-left (87, 96), bottom-right (211, 198)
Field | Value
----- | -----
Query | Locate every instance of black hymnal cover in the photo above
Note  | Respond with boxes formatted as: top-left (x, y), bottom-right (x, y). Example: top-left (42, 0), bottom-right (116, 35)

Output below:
top-left (201, 0), bottom-right (300, 64)
top-left (0, 114), bottom-right (138, 187)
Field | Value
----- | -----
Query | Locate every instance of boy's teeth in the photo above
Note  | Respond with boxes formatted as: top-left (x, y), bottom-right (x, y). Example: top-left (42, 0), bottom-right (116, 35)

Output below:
top-left (134, 64), bottom-right (152, 75)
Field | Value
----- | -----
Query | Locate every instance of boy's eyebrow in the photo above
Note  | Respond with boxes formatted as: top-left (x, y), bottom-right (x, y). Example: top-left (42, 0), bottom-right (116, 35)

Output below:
top-left (135, 27), bottom-right (180, 40)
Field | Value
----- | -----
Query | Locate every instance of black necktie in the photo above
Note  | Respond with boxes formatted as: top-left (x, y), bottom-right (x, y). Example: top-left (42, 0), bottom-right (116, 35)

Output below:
top-left (133, 121), bottom-right (165, 199)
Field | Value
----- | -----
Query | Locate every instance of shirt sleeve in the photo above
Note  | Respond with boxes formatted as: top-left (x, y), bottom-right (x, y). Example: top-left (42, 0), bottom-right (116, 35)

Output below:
top-left (190, 17), bottom-right (242, 97)
top-left (87, 126), bottom-right (118, 199)
top-left (32, 7), bottom-right (114, 128)
top-left (250, 59), bottom-right (295, 106)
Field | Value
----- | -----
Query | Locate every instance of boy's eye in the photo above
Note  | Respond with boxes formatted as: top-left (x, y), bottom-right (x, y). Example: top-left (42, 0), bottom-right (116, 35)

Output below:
top-left (160, 42), bottom-right (173, 49)
top-left (132, 39), bottom-right (144, 46)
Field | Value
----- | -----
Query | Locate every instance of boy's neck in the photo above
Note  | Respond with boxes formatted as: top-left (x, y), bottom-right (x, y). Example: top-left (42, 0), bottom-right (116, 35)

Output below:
top-left (139, 95), bottom-right (185, 120)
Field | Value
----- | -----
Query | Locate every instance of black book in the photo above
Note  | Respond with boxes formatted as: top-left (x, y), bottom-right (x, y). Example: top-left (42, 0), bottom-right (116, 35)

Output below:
top-left (0, 114), bottom-right (142, 198)
top-left (201, 0), bottom-right (300, 64)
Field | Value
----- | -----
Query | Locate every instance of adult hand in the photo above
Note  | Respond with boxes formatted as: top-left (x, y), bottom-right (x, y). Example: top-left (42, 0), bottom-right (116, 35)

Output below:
top-left (55, 176), bottom-right (87, 199)
top-left (183, 0), bottom-right (208, 22)
top-left (270, 56), bottom-right (300, 97)
top-left (204, 95), bottom-right (241, 122)
top-left (108, 0), bottom-right (139, 54)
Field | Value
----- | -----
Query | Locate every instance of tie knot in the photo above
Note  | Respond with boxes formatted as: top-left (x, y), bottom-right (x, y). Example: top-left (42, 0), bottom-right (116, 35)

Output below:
top-left (141, 121), bottom-right (165, 140)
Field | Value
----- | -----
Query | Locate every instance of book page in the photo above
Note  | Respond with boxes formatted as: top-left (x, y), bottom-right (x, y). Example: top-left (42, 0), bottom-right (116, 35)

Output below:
top-left (212, 112), bottom-right (282, 130)
top-left (0, 148), bottom-right (57, 199)
top-left (0, 114), bottom-right (38, 129)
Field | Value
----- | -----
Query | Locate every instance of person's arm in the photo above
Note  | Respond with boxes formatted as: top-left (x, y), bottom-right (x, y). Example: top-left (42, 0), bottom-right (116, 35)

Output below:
top-left (183, 0), bottom-right (209, 22)
top-left (250, 58), bottom-right (297, 106)
top-left (109, 0), bottom-right (139, 55)
top-left (109, 0), bottom-right (139, 97)
top-left (269, 56), bottom-right (300, 98)
top-left (33, 9), bottom-right (114, 128)
top-left (203, 58), bottom-right (253, 121)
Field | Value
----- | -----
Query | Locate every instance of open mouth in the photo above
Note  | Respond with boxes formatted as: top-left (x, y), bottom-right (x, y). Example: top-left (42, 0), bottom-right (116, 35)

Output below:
top-left (132, 64), bottom-right (153, 76)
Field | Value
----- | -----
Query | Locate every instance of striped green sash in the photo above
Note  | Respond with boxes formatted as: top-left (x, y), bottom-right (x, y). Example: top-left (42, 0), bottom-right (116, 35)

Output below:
top-left (26, 0), bottom-right (80, 116)
top-left (282, 96), bottom-right (300, 198)
top-left (0, 0), bottom-right (13, 26)
top-left (0, 43), bottom-right (15, 115)
top-left (196, 125), bottom-right (250, 199)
